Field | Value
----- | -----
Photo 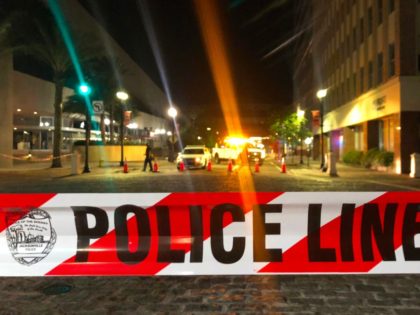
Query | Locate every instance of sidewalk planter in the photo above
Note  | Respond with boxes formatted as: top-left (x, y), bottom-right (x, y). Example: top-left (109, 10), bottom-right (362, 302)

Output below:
top-left (73, 144), bottom-right (147, 163)
top-left (344, 149), bottom-right (394, 172)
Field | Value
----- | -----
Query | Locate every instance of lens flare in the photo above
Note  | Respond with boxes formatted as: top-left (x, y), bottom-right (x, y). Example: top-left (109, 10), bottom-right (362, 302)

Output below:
top-left (195, 0), bottom-right (256, 208)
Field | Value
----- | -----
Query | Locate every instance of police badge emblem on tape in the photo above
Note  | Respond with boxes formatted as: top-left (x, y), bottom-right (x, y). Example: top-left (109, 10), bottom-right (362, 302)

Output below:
top-left (6, 208), bottom-right (56, 266)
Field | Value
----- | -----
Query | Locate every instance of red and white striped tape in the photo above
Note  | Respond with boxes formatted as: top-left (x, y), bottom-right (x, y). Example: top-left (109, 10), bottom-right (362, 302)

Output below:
top-left (0, 192), bottom-right (419, 276)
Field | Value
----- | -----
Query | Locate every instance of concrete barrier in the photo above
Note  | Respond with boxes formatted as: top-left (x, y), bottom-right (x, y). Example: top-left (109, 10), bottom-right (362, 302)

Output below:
top-left (73, 145), bottom-right (147, 163)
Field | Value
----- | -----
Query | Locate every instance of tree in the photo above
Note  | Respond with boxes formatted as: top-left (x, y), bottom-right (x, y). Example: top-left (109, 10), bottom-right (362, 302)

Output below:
top-left (270, 112), bottom-right (310, 156)
top-left (11, 2), bottom-right (101, 167)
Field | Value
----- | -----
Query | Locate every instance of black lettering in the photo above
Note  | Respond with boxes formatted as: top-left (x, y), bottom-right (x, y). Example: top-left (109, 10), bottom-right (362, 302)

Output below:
top-left (308, 204), bottom-right (336, 262)
top-left (253, 204), bottom-right (282, 262)
top-left (340, 204), bottom-right (355, 261)
top-left (361, 203), bottom-right (397, 261)
top-left (189, 206), bottom-right (203, 263)
top-left (402, 203), bottom-right (420, 260)
top-left (114, 205), bottom-right (151, 264)
top-left (156, 206), bottom-right (185, 263)
top-left (210, 203), bottom-right (245, 264)
top-left (72, 206), bottom-right (108, 262)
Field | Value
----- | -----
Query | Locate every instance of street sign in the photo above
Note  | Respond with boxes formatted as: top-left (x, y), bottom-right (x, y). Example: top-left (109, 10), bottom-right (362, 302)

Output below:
top-left (92, 100), bottom-right (104, 113)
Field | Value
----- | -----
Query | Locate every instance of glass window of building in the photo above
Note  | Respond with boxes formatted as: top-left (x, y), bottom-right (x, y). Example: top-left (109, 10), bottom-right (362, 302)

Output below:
top-left (377, 0), bottom-right (383, 25)
top-left (417, 55), bottom-right (420, 73)
top-left (360, 18), bottom-right (364, 43)
top-left (353, 28), bottom-right (357, 51)
top-left (377, 53), bottom-right (383, 84)
top-left (353, 73), bottom-right (357, 97)
top-left (368, 61), bottom-right (374, 89)
top-left (388, 0), bottom-right (394, 13)
top-left (388, 43), bottom-right (395, 76)
top-left (378, 120), bottom-right (384, 150)
top-left (360, 67), bottom-right (364, 92)
top-left (368, 8), bottom-right (373, 35)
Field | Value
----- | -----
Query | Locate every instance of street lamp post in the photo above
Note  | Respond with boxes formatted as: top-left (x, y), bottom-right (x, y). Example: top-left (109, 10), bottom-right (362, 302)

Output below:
top-left (167, 107), bottom-right (178, 162)
top-left (304, 137), bottom-right (313, 167)
top-left (116, 91), bottom-right (129, 167)
top-left (316, 89), bottom-right (327, 171)
top-left (297, 108), bottom-right (305, 164)
top-left (78, 83), bottom-right (92, 173)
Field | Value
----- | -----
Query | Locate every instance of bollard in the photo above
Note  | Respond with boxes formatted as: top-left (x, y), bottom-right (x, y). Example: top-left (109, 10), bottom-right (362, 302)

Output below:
top-left (227, 159), bottom-right (233, 172)
top-left (327, 152), bottom-right (338, 177)
top-left (207, 160), bottom-right (212, 171)
top-left (179, 161), bottom-right (185, 172)
top-left (123, 158), bottom-right (128, 173)
top-left (153, 161), bottom-right (159, 172)
top-left (71, 152), bottom-right (80, 175)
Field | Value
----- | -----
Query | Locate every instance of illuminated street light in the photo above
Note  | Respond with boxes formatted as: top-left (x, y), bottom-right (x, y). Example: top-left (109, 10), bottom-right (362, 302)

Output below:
top-left (316, 89), bottom-right (327, 99)
top-left (167, 107), bottom-right (178, 118)
top-left (317, 89), bottom-right (328, 171)
top-left (78, 83), bottom-right (92, 173)
top-left (78, 83), bottom-right (92, 96)
top-left (304, 137), bottom-right (313, 167)
top-left (297, 107), bottom-right (305, 164)
top-left (297, 109), bottom-right (305, 119)
top-left (206, 127), bottom-right (211, 131)
top-left (104, 118), bottom-right (110, 126)
top-left (116, 90), bottom-right (129, 166)
top-left (116, 91), bottom-right (129, 101)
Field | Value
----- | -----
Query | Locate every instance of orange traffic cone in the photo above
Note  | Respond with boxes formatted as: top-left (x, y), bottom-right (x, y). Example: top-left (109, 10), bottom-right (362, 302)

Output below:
top-left (207, 160), bottom-right (212, 171)
top-left (227, 159), bottom-right (233, 172)
top-left (179, 160), bottom-right (185, 172)
top-left (123, 158), bottom-right (128, 173)
top-left (281, 157), bottom-right (286, 173)
top-left (255, 160), bottom-right (260, 173)
top-left (153, 161), bottom-right (159, 172)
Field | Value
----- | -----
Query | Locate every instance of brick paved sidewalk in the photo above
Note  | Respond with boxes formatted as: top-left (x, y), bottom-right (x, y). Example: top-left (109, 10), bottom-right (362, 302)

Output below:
top-left (1, 275), bottom-right (419, 315)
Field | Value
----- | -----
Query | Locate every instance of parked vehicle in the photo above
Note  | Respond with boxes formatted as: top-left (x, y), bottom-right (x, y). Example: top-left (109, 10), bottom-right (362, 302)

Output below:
top-left (176, 145), bottom-right (212, 169)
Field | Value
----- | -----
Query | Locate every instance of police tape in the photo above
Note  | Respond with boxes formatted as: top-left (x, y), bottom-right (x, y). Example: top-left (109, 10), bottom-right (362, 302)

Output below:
top-left (0, 192), bottom-right (419, 276)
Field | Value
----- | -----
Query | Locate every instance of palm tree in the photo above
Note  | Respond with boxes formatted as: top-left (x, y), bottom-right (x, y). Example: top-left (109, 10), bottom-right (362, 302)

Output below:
top-left (12, 3), bottom-right (101, 167)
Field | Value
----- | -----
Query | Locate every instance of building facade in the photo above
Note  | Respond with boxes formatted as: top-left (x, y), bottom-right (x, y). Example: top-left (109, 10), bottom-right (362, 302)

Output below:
top-left (301, 0), bottom-right (420, 174)
top-left (0, 0), bottom-right (171, 168)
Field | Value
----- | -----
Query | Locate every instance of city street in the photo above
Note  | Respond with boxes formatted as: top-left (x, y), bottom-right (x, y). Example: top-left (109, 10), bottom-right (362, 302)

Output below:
top-left (1, 157), bottom-right (419, 193)
top-left (0, 158), bottom-right (419, 314)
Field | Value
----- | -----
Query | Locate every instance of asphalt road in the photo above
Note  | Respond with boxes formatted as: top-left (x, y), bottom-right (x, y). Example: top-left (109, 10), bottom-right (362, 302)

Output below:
top-left (0, 158), bottom-right (419, 314)
top-left (0, 158), bottom-right (419, 192)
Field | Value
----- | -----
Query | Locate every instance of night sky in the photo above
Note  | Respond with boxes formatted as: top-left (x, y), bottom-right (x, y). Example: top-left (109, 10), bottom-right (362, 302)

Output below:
top-left (79, 0), bottom-right (298, 133)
